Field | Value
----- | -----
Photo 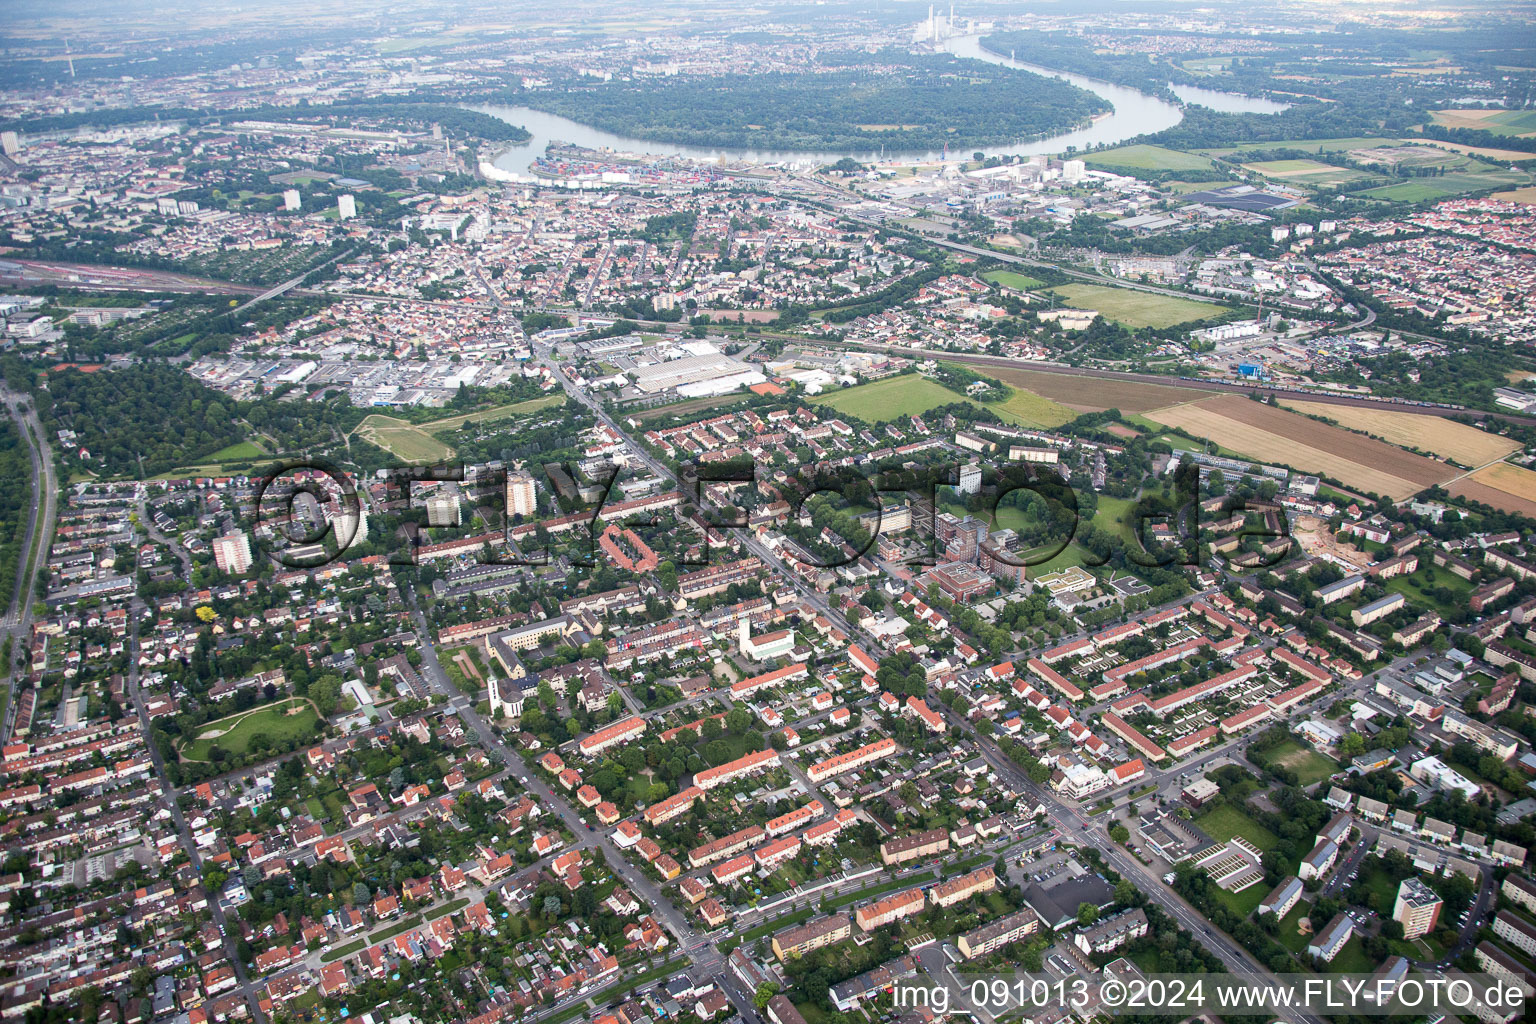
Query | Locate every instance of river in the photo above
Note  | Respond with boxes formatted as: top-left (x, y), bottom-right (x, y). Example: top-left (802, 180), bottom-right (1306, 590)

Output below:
top-left (479, 34), bottom-right (1278, 176)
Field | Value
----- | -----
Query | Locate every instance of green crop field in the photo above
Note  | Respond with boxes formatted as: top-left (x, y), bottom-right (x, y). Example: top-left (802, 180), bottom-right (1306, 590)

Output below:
top-left (1354, 169), bottom-right (1528, 203)
top-left (1246, 159), bottom-right (1335, 173)
top-left (1047, 284), bottom-right (1228, 329)
top-left (183, 698), bottom-right (321, 761)
top-left (1085, 145), bottom-right (1214, 171)
top-left (812, 375), bottom-right (1074, 428)
top-left (982, 269), bottom-right (1047, 291)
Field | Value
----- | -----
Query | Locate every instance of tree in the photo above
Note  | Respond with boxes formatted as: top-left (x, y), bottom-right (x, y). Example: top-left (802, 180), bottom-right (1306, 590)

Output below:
top-left (1114, 879), bottom-right (1137, 905)
top-left (1077, 902), bottom-right (1099, 926)
top-left (753, 984), bottom-right (779, 1011)
top-left (1108, 823), bottom-right (1130, 845)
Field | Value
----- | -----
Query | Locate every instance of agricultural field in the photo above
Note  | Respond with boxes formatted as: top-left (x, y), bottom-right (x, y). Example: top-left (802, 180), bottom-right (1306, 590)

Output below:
top-left (982, 269), bottom-right (1047, 291)
top-left (1083, 145), bottom-right (1214, 172)
top-left (1352, 168), bottom-right (1529, 203)
top-left (1199, 137), bottom-right (1398, 156)
top-left (810, 374), bottom-right (1074, 428)
top-left (1278, 400), bottom-right (1521, 466)
top-left (1429, 108), bottom-right (1536, 137)
top-left (1141, 395), bottom-right (1456, 499)
top-left (1043, 284), bottom-right (1228, 329)
top-left (1492, 186), bottom-right (1536, 205)
top-left (1448, 460), bottom-right (1536, 517)
top-left (976, 365), bottom-right (1210, 413)
top-left (1242, 159), bottom-right (1372, 187)
top-left (182, 698), bottom-right (321, 761)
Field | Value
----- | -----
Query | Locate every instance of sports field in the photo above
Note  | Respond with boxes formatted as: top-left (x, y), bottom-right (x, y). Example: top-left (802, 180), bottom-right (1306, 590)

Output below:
top-left (1196, 803), bottom-right (1278, 851)
top-left (1142, 396), bottom-right (1456, 500)
top-left (811, 374), bottom-right (1074, 427)
top-left (982, 269), bottom-right (1046, 291)
top-left (1045, 284), bottom-right (1226, 329)
top-left (1085, 145), bottom-right (1214, 172)
top-left (1278, 400), bottom-right (1521, 465)
top-left (182, 698), bottom-right (321, 761)
top-left (1448, 461), bottom-right (1536, 517)
top-left (1266, 738), bottom-right (1338, 787)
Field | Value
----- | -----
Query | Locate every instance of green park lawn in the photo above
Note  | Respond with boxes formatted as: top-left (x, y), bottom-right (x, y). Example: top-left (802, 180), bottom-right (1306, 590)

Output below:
top-left (182, 698), bottom-right (321, 761)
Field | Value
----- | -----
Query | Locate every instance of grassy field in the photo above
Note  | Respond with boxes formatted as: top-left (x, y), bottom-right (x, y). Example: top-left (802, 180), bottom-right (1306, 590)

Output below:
top-left (993, 385), bottom-right (1077, 428)
top-left (1278, 400), bottom-right (1520, 466)
top-left (1085, 145), bottom-right (1214, 171)
top-left (350, 394), bottom-right (565, 463)
top-left (1266, 738), bottom-right (1338, 787)
top-left (204, 440), bottom-right (268, 461)
top-left (183, 698), bottom-right (321, 761)
top-left (353, 414), bottom-right (456, 463)
top-left (811, 374), bottom-right (1074, 428)
top-left (1045, 284), bottom-right (1227, 329)
top-left (1196, 803), bottom-right (1279, 851)
top-left (1214, 882), bottom-right (1269, 919)
top-left (1278, 901), bottom-right (1314, 952)
top-left (1384, 565), bottom-right (1474, 618)
top-left (982, 269), bottom-right (1047, 291)
top-left (1325, 935), bottom-right (1377, 974)
top-left (422, 394), bottom-right (565, 432)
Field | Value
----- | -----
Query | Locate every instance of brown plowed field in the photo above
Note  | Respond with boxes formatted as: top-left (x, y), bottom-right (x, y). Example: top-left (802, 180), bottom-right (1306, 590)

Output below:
top-left (1144, 396), bottom-right (1457, 500)
top-left (984, 367), bottom-right (1208, 413)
